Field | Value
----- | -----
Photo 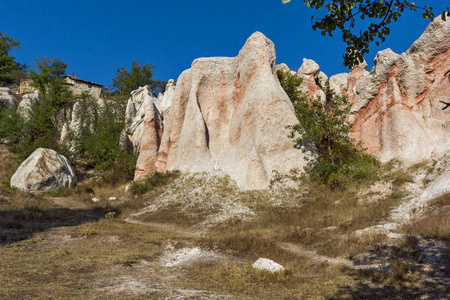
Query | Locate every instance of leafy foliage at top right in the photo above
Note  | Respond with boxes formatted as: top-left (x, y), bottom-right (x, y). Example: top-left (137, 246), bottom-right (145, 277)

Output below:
top-left (284, 1), bottom-right (449, 68)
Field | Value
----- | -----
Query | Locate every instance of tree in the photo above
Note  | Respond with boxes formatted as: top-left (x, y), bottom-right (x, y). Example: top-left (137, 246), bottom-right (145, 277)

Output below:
top-left (277, 69), bottom-right (378, 187)
top-left (282, 0), bottom-right (449, 68)
top-left (25, 57), bottom-right (72, 149)
top-left (111, 61), bottom-right (166, 96)
top-left (0, 32), bottom-right (22, 85)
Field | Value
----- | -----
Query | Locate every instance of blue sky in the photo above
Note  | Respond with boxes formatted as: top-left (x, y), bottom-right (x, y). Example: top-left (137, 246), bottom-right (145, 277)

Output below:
top-left (1, 0), bottom-right (448, 89)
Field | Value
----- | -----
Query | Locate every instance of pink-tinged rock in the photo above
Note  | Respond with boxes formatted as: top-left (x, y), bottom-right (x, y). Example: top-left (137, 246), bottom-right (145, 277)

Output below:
top-left (351, 19), bottom-right (450, 164)
top-left (149, 32), bottom-right (312, 189)
top-left (123, 86), bottom-right (163, 178)
top-left (347, 67), bottom-right (369, 105)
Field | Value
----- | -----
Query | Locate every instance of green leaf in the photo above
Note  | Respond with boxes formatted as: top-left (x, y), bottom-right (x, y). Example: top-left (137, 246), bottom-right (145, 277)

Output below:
top-left (282, 0), bottom-right (291, 3)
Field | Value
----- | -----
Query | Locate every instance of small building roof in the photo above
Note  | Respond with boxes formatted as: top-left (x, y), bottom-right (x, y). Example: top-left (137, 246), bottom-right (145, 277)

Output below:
top-left (63, 75), bottom-right (103, 87)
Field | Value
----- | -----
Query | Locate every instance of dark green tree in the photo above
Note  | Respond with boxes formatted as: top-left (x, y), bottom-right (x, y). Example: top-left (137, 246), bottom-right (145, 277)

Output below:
top-left (74, 92), bottom-right (137, 182)
top-left (20, 57), bottom-right (72, 153)
top-left (283, 0), bottom-right (449, 68)
top-left (111, 61), bottom-right (166, 96)
top-left (0, 32), bottom-right (22, 85)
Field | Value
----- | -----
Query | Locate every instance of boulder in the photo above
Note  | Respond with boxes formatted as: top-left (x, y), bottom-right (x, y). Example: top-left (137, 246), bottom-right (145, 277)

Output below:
top-left (350, 18), bottom-right (450, 164)
top-left (0, 87), bottom-right (15, 109)
top-left (11, 148), bottom-right (77, 193)
top-left (329, 73), bottom-right (349, 95)
top-left (297, 58), bottom-right (320, 75)
top-left (252, 258), bottom-right (285, 273)
top-left (132, 32), bottom-right (312, 190)
top-left (277, 63), bottom-right (296, 76)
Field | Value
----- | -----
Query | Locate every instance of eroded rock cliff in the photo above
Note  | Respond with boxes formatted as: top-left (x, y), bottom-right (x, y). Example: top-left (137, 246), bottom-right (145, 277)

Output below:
top-left (126, 32), bottom-right (312, 189)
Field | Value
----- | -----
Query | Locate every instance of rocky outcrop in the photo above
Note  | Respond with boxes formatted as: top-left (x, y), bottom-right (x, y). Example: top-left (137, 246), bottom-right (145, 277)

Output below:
top-left (329, 73), bottom-right (349, 96)
top-left (18, 91), bottom-right (39, 119)
top-left (160, 79), bottom-right (176, 114)
top-left (129, 32), bottom-right (312, 190)
top-left (123, 85), bottom-right (163, 178)
top-left (11, 148), bottom-right (77, 193)
top-left (278, 19), bottom-right (449, 166)
top-left (350, 18), bottom-right (450, 164)
top-left (0, 87), bottom-right (15, 109)
top-left (297, 59), bottom-right (326, 101)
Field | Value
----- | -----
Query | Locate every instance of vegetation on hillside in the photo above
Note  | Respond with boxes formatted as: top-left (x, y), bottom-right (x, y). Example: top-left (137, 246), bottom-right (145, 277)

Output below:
top-left (0, 32), bottom-right (27, 86)
top-left (110, 60), bottom-right (166, 96)
top-left (277, 69), bottom-right (379, 188)
top-left (0, 56), bottom-right (137, 182)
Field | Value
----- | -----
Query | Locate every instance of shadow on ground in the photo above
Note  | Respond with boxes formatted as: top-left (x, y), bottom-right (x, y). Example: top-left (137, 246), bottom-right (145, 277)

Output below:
top-left (0, 206), bottom-right (115, 245)
top-left (329, 271), bottom-right (450, 299)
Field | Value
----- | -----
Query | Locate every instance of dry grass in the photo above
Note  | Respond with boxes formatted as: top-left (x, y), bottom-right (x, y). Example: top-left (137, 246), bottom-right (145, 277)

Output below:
top-left (403, 192), bottom-right (450, 242)
top-left (198, 180), bottom-right (402, 260)
top-left (176, 261), bottom-right (354, 299)
top-left (0, 217), bottom-right (193, 299)
top-left (1, 144), bottom-right (449, 298)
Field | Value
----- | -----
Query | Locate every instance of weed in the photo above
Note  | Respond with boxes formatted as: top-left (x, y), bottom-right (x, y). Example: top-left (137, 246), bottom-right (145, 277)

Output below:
top-left (390, 170), bottom-right (414, 187)
top-left (403, 192), bottom-right (450, 242)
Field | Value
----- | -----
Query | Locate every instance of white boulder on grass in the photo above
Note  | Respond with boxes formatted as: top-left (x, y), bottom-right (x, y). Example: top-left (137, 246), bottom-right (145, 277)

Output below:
top-left (252, 258), bottom-right (285, 273)
top-left (11, 148), bottom-right (77, 193)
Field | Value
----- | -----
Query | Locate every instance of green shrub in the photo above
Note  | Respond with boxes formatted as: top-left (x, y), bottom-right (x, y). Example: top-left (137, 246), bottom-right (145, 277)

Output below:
top-left (277, 69), bottom-right (379, 188)
top-left (73, 92), bottom-right (136, 182)
top-left (130, 171), bottom-right (179, 195)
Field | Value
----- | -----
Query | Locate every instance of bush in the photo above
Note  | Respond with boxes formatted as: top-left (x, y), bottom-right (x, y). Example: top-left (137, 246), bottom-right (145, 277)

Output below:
top-left (277, 69), bottom-right (379, 188)
top-left (73, 92), bottom-right (136, 182)
top-left (130, 171), bottom-right (179, 195)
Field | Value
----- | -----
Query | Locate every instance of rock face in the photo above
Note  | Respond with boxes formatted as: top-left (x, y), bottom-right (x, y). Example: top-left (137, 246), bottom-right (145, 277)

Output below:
top-left (329, 73), bottom-right (349, 96)
top-left (129, 32), bottom-right (311, 189)
top-left (18, 91), bottom-right (40, 119)
top-left (123, 85), bottom-right (163, 178)
top-left (160, 79), bottom-right (176, 114)
top-left (350, 18), bottom-right (450, 164)
top-left (11, 148), bottom-right (77, 193)
top-left (279, 19), bottom-right (450, 166)
top-left (0, 87), bottom-right (15, 109)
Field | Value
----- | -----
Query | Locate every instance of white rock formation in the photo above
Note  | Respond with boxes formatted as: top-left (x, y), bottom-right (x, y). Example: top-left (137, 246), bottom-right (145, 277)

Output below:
top-left (297, 58), bottom-right (320, 75)
top-left (314, 71), bottom-right (328, 88)
top-left (123, 85), bottom-right (163, 178)
top-left (160, 79), bottom-right (176, 113)
top-left (350, 18), bottom-right (450, 165)
top-left (329, 73), bottom-right (349, 95)
top-left (18, 91), bottom-right (39, 119)
top-left (0, 87), bottom-right (15, 109)
top-left (11, 148), bottom-right (77, 193)
top-left (252, 258), bottom-right (285, 273)
top-left (137, 32), bottom-right (313, 190)
top-left (421, 172), bottom-right (450, 202)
